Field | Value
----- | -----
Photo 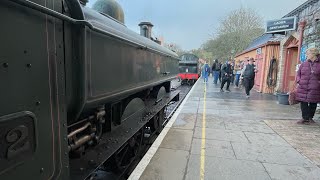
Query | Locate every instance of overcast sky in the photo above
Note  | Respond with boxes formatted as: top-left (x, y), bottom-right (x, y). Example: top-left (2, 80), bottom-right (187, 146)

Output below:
top-left (87, 0), bottom-right (307, 50)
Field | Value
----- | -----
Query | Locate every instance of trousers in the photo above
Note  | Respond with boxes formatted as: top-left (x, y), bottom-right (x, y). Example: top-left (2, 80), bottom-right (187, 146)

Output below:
top-left (235, 74), bottom-right (241, 87)
top-left (300, 102), bottom-right (317, 120)
top-left (243, 78), bottom-right (254, 95)
top-left (213, 71), bottom-right (219, 84)
top-left (220, 76), bottom-right (230, 90)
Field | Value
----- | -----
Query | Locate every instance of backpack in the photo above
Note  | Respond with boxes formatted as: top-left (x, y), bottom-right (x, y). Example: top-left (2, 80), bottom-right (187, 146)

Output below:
top-left (205, 65), bottom-right (209, 73)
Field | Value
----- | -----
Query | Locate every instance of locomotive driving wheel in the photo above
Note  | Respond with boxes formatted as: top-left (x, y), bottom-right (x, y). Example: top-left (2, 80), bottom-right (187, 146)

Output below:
top-left (153, 109), bottom-right (165, 134)
top-left (113, 127), bottom-right (144, 173)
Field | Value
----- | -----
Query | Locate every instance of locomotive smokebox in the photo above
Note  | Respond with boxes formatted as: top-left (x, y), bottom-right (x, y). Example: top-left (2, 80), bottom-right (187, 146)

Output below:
top-left (139, 22), bottom-right (153, 39)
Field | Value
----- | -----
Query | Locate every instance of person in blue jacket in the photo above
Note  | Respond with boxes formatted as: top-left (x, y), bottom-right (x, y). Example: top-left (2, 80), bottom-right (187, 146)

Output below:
top-left (202, 61), bottom-right (210, 83)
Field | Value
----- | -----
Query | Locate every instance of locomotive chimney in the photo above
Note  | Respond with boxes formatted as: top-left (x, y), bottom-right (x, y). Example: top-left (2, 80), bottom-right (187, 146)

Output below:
top-left (138, 22), bottom-right (153, 39)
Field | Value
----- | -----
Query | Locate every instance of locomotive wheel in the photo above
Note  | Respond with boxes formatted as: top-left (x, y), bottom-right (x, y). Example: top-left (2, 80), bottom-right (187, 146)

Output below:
top-left (113, 127), bottom-right (144, 173)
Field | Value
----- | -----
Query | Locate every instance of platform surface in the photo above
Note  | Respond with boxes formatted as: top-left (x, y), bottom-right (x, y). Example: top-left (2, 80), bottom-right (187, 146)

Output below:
top-left (129, 77), bottom-right (320, 180)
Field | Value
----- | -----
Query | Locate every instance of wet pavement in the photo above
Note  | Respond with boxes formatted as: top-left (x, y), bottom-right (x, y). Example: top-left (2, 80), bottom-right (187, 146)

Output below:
top-left (130, 77), bottom-right (320, 180)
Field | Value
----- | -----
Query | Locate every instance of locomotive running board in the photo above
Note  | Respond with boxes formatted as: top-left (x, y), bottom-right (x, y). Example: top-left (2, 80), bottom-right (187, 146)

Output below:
top-left (69, 90), bottom-right (180, 180)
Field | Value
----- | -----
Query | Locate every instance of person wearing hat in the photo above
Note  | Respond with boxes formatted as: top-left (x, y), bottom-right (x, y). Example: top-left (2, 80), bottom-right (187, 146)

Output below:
top-left (241, 58), bottom-right (257, 98)
top-left (220, 60), bottom-right (232, 92)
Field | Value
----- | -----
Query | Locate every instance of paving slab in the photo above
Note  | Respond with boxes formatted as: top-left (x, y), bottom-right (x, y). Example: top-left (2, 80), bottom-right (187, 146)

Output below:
top-left (224, 122), bottom-right (275, 133)
top-left (231, 142), bottom-right (314, 167)
top-left (160, 128), bottom-right (193, 151)
top-left (265, 120), bottom-right (320, 166)
top-left (172, 113), bottom-right (197, 130)
top-left (139, 148), bottom-right (189, 180)
top-left (198, 105), bottom-right (230, 110)
top-left (263, 163), bottom-right (320, 180)
top-left (180, 107), bottom-right (198, 113)
top-left (195, 119), bottom-right (226, 129)
top-left (191, 138), bottom-right (235, 158)
top-left (183, 101), bottom-right (199, 108)
top-left (193, 127), bottom-right (249, 142)
top-left (244, 132), bottom-right (291, 147)
top-left (185, 155), bottom-right (271, 180)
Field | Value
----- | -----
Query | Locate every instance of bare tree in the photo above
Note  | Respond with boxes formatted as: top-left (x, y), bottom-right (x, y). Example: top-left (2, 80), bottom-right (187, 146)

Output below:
top-left (204, 8), bottom-right (264, 60)
top-left (163, 43), bottom-right (186, 56)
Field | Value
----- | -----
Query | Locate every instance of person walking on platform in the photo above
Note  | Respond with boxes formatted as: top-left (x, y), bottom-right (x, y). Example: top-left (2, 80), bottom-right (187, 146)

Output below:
top-left (218, 62), bottom-right (222, 83)
top-left (230, 61), bottom-right (235, 84)
top-left (234, 61), bottom-right (242, 88)
top-left (211, 59), bottom-right (220, 84)
top-left (295, 48), bottom-right (320, 124)
top-left (241, 58), bottom-right (256, 98)
top-left (202, 61), bottom-right (210, 83)
top-left (220, 60), bottom-right (232, 92)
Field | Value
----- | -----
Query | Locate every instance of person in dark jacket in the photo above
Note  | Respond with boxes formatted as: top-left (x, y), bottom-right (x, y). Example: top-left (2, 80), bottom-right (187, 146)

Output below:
top-left (211, 59), bottom-right (220, 84)
top-left (220, 60), bottom-right (232, 92)
top-left (296, 48), bottom-right (320, 124)
top-left (241, 58), bottom-right (256, 98)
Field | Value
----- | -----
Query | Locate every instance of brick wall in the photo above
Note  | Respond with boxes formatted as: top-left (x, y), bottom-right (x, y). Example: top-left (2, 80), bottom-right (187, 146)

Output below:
top-left (297, 1), bottom-right (320, 49)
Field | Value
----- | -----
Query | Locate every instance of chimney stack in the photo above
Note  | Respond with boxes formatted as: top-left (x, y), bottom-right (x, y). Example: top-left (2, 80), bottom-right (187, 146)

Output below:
top-left (138, 22), bottom-right (153, 39)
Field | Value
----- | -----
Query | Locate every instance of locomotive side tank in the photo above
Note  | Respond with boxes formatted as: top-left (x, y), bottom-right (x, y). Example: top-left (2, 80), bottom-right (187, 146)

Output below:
top-left (66, 2), bottom-right (179, 124)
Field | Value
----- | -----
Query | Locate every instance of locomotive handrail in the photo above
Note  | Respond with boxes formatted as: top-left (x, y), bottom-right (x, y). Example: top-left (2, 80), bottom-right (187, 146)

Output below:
top-left (9, 0), bottom-right (179, 59)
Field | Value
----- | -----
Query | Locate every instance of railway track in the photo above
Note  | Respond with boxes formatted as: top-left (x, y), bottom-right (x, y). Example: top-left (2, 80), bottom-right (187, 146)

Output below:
top-left (90, 81), bottom-right (193, 180)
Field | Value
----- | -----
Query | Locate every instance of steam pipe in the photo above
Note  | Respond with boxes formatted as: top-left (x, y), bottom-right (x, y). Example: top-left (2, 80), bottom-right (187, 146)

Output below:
top-left (67, 122), bottom-right (91, 139)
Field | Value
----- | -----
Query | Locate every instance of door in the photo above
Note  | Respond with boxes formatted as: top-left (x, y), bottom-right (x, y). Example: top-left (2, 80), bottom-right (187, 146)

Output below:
top-left (284, 48), bottom-right (298, 91)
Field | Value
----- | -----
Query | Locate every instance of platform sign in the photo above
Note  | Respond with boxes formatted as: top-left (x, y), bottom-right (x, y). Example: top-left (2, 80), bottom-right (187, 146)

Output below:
top-left (300, 45), bottom-right (307, 62)
top-left (266, 17), bottom-right (296, 33)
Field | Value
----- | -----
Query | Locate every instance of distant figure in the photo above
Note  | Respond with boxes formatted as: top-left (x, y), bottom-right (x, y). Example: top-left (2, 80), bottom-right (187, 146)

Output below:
top-left (234, 61), bottom-right (242, 88)
top-left (230, 60), bottom-right (235, 84)
top-left (202, 62), bottom-right (210, 83)
top-left (218, 62), bottom-right (222, 83)
top-left (220, 60), bottom-right (232, 92)
top-left (241, 58), bottom-right (256, 98)
top-left (295, 48), bottom-right (320, 124)
top-left (211, 59), bottom-right (220, 84)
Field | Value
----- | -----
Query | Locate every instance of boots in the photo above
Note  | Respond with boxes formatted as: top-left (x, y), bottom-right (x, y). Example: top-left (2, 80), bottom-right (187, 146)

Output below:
top-left (309, 118), bottom-right (316, 124)
top-left (297, 119), bottom-right (309, 124)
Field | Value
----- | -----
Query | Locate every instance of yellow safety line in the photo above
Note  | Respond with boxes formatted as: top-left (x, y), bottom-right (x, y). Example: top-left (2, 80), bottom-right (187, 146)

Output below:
top-left (200, 85), bottom-right (206, 180)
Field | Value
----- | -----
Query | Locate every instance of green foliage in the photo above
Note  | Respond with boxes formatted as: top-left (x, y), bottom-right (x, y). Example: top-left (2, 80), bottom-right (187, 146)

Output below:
top-left (201, 8), bottom-right (264, 60)
top-left (190, 49), bottom-right (213, 64)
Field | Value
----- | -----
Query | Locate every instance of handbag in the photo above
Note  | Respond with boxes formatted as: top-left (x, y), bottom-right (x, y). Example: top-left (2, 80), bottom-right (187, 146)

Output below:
top-left (288, 81), bottom-right (299, 105)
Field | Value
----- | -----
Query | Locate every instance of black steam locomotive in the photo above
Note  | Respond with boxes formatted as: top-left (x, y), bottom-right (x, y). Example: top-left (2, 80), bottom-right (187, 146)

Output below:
top-left (0, 0), bottom-right (179, 179)
top-left (178, 53), bottom-right (200, 85)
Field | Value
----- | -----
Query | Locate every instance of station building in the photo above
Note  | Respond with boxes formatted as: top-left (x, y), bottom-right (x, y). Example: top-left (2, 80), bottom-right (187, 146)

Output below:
top-left (235, 0), bottom-right (320, 94)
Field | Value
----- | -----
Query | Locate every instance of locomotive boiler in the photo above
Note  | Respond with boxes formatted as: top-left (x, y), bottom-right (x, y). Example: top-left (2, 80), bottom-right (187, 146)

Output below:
top-left (0, 0), bottom-right (179, 179)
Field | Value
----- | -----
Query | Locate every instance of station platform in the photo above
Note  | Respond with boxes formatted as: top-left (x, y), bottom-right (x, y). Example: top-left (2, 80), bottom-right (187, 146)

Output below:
top-left (129, 77), bottom-right (320, 180)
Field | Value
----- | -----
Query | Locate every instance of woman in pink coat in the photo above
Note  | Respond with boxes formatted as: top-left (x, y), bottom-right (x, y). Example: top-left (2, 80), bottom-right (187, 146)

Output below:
top-left (296, 48), bottom-right (320, 124)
